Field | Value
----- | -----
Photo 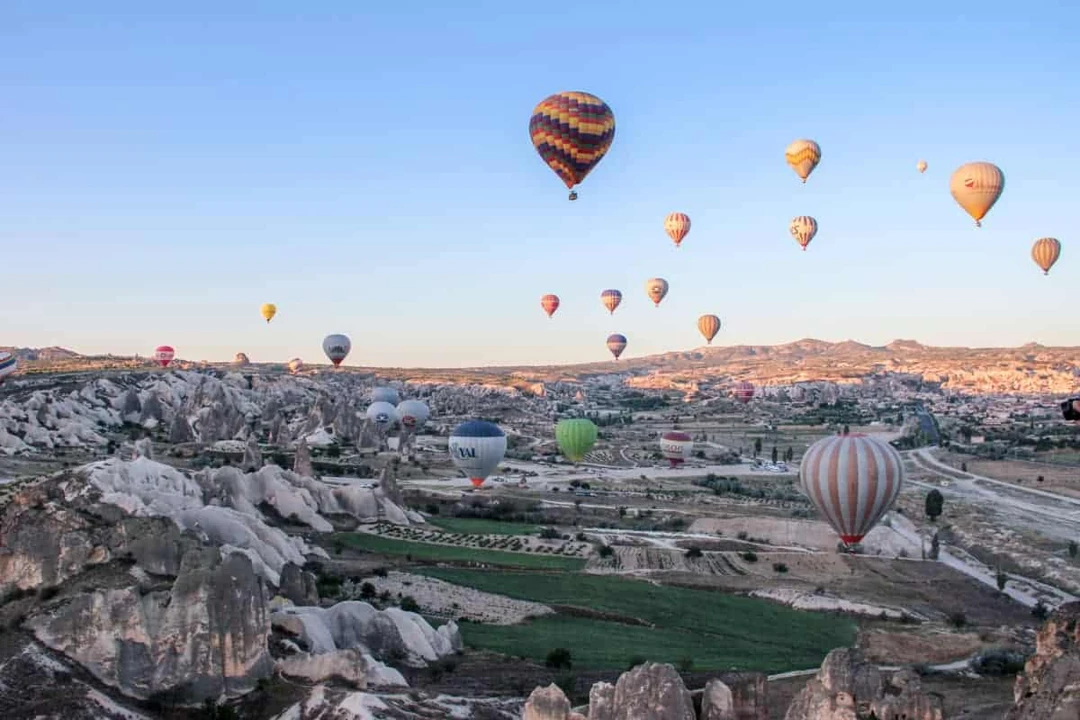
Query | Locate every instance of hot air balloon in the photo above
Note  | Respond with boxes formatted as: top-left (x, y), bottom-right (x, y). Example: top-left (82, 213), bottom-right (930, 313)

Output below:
top-left (785, 139), bottom-right (821, 183)
top-left (799, 433), bottom-right (905, 546)
top-left (789, 216), bottom-right (817, 251)
top-left (397, 399), bottom-right (431, 430)
top-left (541, 294), bottom-right (560, 318)
top-left (664, 213), bottom-right (691, 248)
top-left (448, 420), bottom-right (507, 488)
top-left (288, 358), bottom-right (304, 374)
top-left (733, 381), bottom-right (755, 404)
top-left (366, 401), bottom-right (399, 431)
top-left (233, 352), bottom-right (251, 368)
top-left (601, 289), bottom-right (622, 315)
top-left (660, 431), bottom-right (693, 468)
top-left (261, 303), bottom-right (277, 323)
top-left (154, 345), bottom-right (175, 368)
top-left (949, 162), bottom-right (1005, 227)
top-left (371, 386), bottom-right (401, 405)
top-left (322, 334), bottom-right (351, 367)
top-left (555, 418), bottom-right (598, 463)
top-left (645, 278), bottom-right (669, 307)
top-left (0, 352), bottom-right (17, 385)
top-left (529, 91), bottom-right (616, 201)
top-left (606, 333), bottom-right (627, 360)
top-left (1061, 398), bottom-right (1080, 422)
top-left (1032, 237), bottom-right (1061, 275)
top-left (698, 315), bottom-right (721, 344)
top-left (916, 160), bottom-right (928, 174)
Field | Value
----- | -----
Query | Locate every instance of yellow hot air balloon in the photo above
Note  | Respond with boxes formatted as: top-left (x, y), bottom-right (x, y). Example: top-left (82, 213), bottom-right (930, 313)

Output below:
top-left (260, 303), bottom-right (277, 323)
top-left (949, 162), bottom-right (1004, 227)
top-left (697, 315), bottom-right (721, 344)
top-left (1032, 237), bottom-right (1061, 275)
top-left (916, 160), bottom-right (928, 174)
top-left (785, 139), bottom-right (821, 183)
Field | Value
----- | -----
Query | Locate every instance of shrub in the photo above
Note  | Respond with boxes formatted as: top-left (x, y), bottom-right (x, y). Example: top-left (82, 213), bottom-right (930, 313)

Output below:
top-left (677, 656), bottom-right (694, 672)
top-left (737, 531), bottom-right (748, 540)
top-left (996, 569), bottom-right (1008, 591)
top-left (684, 547), bottom-right (703, 559)
top-left (1069, 540), bottom-right (1078, 559)
top-left (772, 562), bottom-right (789, 573)
top-left (399, 595), bottom-right (420, 612)
top-left (970, 648), bottom-right (1029, 676)
top-left (539, 527), bottom-right (560, 540)
top-left (545, 647), bottom-right (573, 670)
top-left (741, 551), bottom-right (758, 563)
top-left (1032, 602), bottom-right (1050, 621)
top-left (949, 611), bottom-right (967, 628)
top-left (360, 582), bottom-right (376, 600)
top-left (627, 655), bottom-right (647, 670)
top-left (596, 545), bottom-right (615, 558)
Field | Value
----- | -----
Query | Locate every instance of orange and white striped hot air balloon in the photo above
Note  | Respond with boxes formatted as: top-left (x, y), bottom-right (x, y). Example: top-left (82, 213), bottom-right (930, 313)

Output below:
top-left (663, 212), bottom-right (691, 248)
top-left (697, 314), bottom-right (721, 344)
top-left (1031, 237), bottom-right (1061, 275)
top-left (540, 294), bottom-right (560, 318)
top-left (799, 433), bottom-right (905, 546)
top-left (789, 216), bottom-right (817, 251)
top-left (949, 162), bottom-right (1004, 227)
top-left (785, 139), bottom-right (821, 183)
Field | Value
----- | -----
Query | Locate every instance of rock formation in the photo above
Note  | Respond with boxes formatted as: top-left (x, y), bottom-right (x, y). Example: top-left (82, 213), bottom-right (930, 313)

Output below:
top-left (294, 437), bottom-right (315, 478)
top-left (1007, 600), bottom-right (1080, 719)
top-left (783, 648), bottom-right (944, 720)
top-left (243, 436), bottom-right (263, 470)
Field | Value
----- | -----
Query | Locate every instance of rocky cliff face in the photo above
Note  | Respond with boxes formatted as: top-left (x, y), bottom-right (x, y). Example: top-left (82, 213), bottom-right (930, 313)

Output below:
top-left (1007, 600), bottom-right (1080, 719)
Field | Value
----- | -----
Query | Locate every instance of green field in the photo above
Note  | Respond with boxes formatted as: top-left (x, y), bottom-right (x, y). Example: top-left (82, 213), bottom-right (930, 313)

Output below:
top-left (427, 517), bottom-right (540, 536)
top-left (420, 568), bottom-right (857, 672)
top-left (335, 533), bottom-right (586, 571)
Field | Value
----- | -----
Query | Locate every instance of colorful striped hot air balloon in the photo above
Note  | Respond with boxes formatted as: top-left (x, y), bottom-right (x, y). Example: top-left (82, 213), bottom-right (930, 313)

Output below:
top-left (733, 381), bottom-right (755, 404)
top-left (660, 431), bottom-right (693, 467)
top-left (606, 333), bottom-right (627, 360)
top-left (260, 303), bottom-right (277, 323)
top-left (698, 315), bottom-right (721, 344)
top-left (1031, 237), bottom-right (1061, 275)
top-left (287, 358), bottom-right (304, 374)
top-left (949, 162), bottom-right (1004, 227)
top-left (789, 216), bottom-right (817, 251)
top-left (154, 345), bottom-right (175, 368)
top-left (397, 399), bottom-right (431, 430)
top-left (322, 334), bottom-right (351, 367)
top-left (449, 420), bottom-right (507, 488)
top-left (0, 352), bottom-right (17, 385)
top-left (799, 433), bottom-right (905, 546)
top-left (785, 139), bottom-right (821, 183)
top-left (541, 294), bottom-right (560, 318)
top-left (645, 278), bottom-right (669, 307)
top-left (601, 289), bottom-right (623, 315)
top-left (529, 91), bottom-right (616, 201)
top-left (555, 418), bottom-right (598, 463)
top-left (664, 212), bottom-right (691, 248)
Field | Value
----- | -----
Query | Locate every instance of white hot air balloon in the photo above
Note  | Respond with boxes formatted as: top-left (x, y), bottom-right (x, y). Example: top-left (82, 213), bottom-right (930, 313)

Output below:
top-left (949, 161), bottom-right (1005, 227)
top-left (659, 431), bottom-right (693, 467)
top-left (448, 420), bottom-right (507, 488)
top-left (397, 399), bottom-right (431, 430)
top-left (371, 386), bottom-right (401, 405)
top-left (365, 401), bottom-right (399, 431)
top-left (322, 334), bottom-right (352, 367)
top-left (799, 433), bottom-right (904, 546)
top-left (0, 352), bottom-right (17, 385)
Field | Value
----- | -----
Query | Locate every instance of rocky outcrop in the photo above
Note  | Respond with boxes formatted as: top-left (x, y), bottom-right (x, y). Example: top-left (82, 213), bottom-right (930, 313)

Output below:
top-left (280, 561), bottom-right (320, 606)
top-left (294, 437), bottom-right (315, 478)
top-left (269, 685), bottom-right (522, 719)
top-left (608, 662), bottom-right (695, 720)
top-left (699, 679), bottom-right (736, 720)
top-left (1007, 601), bottom-right (1080, 719)
top-left (25, 548), bottom-right (272, 703)
top-left (243, 436), bottom-right (262, 470)
top-left (277, 648), bottom-right (406, 689)
top-left (784, 648), bottom-right (944, 720)
top-left (524, 684), bottom-right (573, 720)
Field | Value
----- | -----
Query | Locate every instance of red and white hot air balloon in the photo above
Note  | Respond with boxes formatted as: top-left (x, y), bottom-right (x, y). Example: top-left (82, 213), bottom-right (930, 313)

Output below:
top-left (732, 381), bottom-right (755, 404)
top-left (541, 294), bottom-right (560, 318)
top-left (660, 431), bottom-right (693, 467)
top-left (799, 433), bottom-right (905, 546)
top-left (663, 212), bottom-right (691, 248)
top-left (154, 345), bottom-right (175, 368)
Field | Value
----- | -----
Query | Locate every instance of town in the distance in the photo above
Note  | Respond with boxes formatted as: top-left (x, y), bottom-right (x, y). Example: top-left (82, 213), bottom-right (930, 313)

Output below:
top-left (0, 338), bottom-right (1076, 718)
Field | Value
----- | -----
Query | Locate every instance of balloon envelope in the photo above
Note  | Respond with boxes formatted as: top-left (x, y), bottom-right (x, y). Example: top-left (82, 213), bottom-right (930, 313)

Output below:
top-left (785, 139), bottom-right (821, 182)
top-left (645, 278), bottom-right (669, 307)
top-left (601, 289), bottom-right (622, 315)
top-left (606, 333), bottom-right (627, 360)
top-left (916, 160), bottom-right (928, 173)
top-left (261, 303), bottom-right (277, 323)
top-left (698, 315), bottom-right (721, 344)
top-left (733, 381), bottom-right (755, 404)
top-left (789, 216), bottom-right (818, 251)
top-left (660, 431), bottom-right (693, 467)
top-left (664, 213), bottom-right (691, 248)
top-left (555, 418), bottom-right (598, 462)
top-left (322, 334), bottom-right (352, 367)
top-left (949, 162), bottom-right (1004, 227)
top-left (233, 352), bottom-right (251, 367)
top-left (0, 352), bottom-right (17, 384)
top-left (1032, 237), bottom-right (1061, 275)
top-left (371, 386), bottom-right (401, 405)
top-left (154, 345), bottom-right (175, 368)
top-left (397, 399), bottom-right (430, 429)
top-left (366, 401), bottom-right (399, 429)
top-left (541, 294), bottom-right (560, 318)
top-left (449, 420), bottom-right (507, 485)
top-left (529, 91), bottom-right (615, 199)
top-left (1061, 398), bottom-right (1080, 422)
top-left (799, 433), bottom-right (905, 545)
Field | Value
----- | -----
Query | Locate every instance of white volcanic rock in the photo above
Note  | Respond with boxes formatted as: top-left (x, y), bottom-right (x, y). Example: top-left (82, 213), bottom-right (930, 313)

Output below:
top-left (277, 648), bottom-right (407, 689)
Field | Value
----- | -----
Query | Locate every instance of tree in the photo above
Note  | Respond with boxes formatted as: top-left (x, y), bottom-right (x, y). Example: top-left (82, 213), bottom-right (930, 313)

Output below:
top-left (545, 647), bottom-right (573, 670)
top-left (785, 447), bottom-right (794, 462)
top-left (771, 446), bottom-right (778, 463)
top-left (995, 569), bottom-right (1008, 591)
top-left (960, 461), bottom-right (967, 472)
top-left (842, 424), bottom-right (850, 435)
top-left (929, 532), bottom-right (940, 560)
top-left (925, 489), bottom-right (944, 521)
top-left (1069, 540), bottom-right (1078, 559)
top-left (753, 437), bottom-right (762, 456)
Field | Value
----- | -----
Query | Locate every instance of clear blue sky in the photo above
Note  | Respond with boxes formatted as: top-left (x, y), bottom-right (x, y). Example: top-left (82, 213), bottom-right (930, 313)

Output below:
top-left (2, 1), bottom-right (1077, 368)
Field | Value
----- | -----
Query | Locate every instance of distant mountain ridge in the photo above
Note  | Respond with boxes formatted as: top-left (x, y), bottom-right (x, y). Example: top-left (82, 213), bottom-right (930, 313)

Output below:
top-left (0, 346), bottom-right (84, 362)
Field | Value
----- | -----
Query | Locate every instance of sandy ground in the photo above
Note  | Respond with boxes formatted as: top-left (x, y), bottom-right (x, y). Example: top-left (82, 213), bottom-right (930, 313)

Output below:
top-left (936, 449), bottom-right (1080, 500)
top-left (356, 571), bottom-right (553, 625)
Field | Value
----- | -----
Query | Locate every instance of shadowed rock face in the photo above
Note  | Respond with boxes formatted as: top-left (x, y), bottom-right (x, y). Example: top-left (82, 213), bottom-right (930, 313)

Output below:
top-left (25, 548), bottom-right (272, 703)
top-left (1007, 601), bottom-right (1080, 719)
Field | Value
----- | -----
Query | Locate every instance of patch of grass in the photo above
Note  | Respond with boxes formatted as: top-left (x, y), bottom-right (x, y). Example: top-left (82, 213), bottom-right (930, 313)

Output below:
top-left (428, 517), bottom-right (540, 536)
top-left (419, 569), bottom-right (855, 672)
top-left (334, 533), bottom-right (585, 571)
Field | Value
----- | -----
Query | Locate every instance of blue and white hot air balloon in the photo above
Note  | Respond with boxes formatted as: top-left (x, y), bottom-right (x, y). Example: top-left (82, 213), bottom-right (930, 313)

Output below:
top-left (0, 352), bottom-right (17, 385)
top-left (366, 401), bottom-right (399, 431)
top-left (371, 386), bottom-right (401, 405)
top-left (397, 399), bottom-right (430, 430)
top-left (448, 420), bottom-right (507, 488)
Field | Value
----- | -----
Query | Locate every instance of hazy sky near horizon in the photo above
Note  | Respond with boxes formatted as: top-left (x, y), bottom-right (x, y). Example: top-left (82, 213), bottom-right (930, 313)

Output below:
top-left (2, 1), bottom-right (1078, 368)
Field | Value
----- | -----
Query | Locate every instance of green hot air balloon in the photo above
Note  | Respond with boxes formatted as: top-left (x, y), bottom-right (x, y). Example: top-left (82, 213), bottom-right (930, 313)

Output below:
top-left (555, 418), bottom-right (598, 463)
